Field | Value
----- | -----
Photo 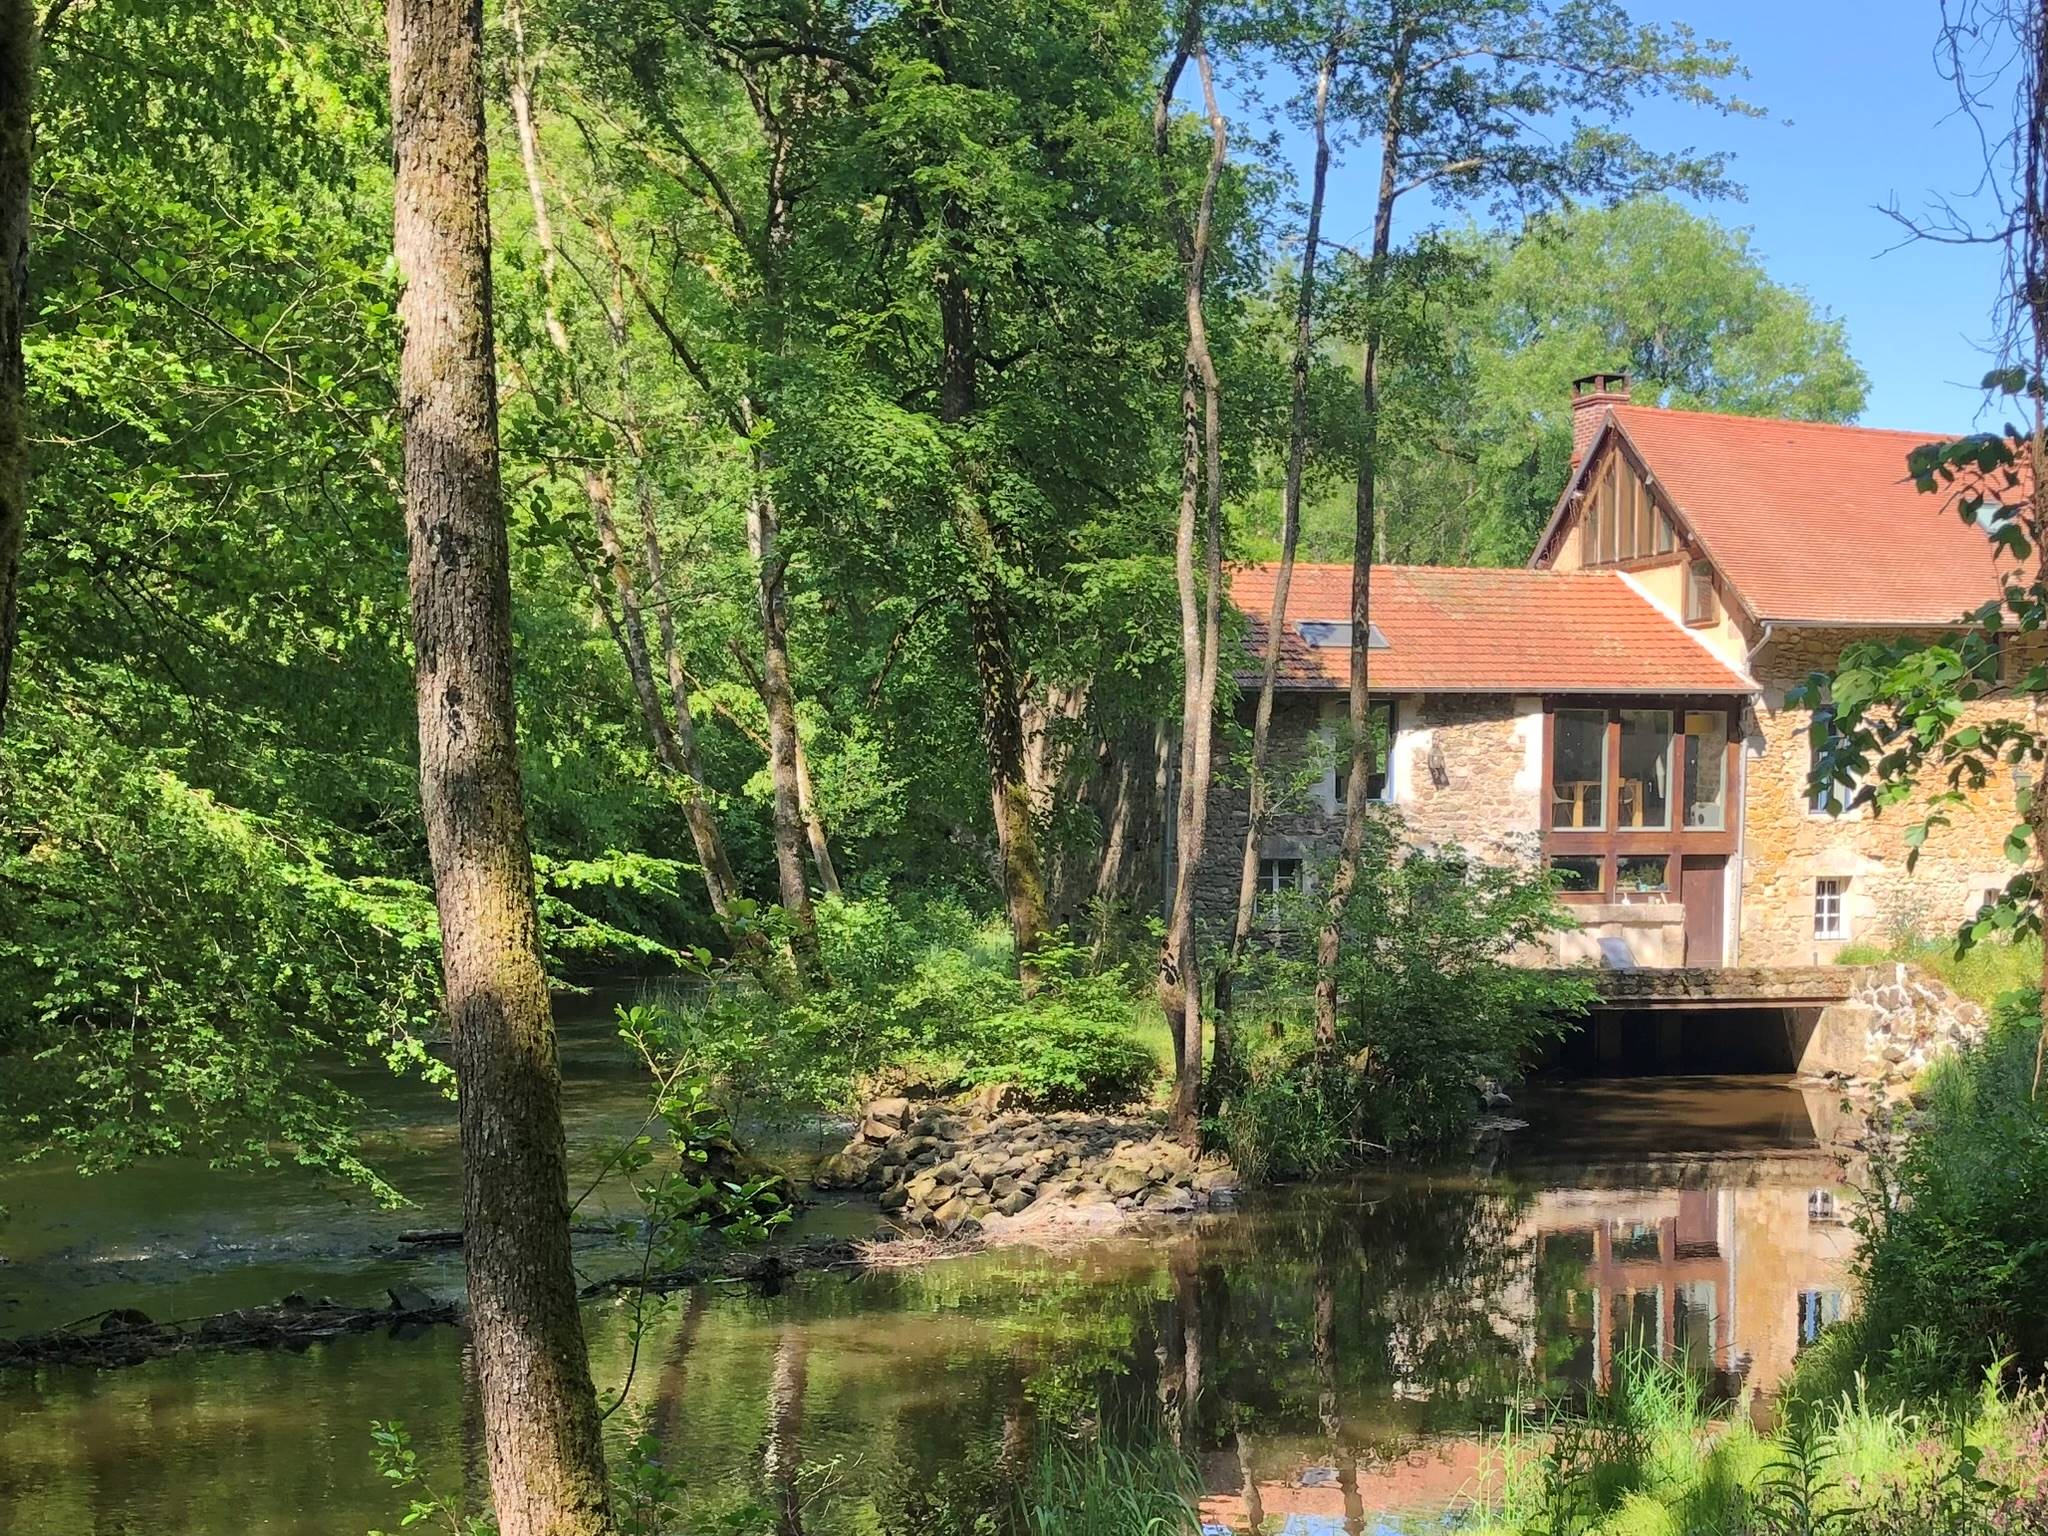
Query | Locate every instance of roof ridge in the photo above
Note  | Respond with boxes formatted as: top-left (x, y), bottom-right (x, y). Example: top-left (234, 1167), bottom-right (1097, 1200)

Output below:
top-left (1231, 560), bottom-right (1610, 579)
top-left (1614, 402), bottom-right (1953, 443)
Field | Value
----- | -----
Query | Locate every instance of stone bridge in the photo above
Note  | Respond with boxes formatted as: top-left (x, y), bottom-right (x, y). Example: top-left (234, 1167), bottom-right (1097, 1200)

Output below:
top-left (1549, 963), bottom-right (1987, 1087)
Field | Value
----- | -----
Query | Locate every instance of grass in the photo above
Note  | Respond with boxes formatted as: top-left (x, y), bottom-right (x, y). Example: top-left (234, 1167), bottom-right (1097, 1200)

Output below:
top-left (1451, 1350), bottom-right (2048, 1536)
top-left (1019, 1427), bottom-right (1205, 1535)
top-left (1835, 931), bottom-right (2041, 1006)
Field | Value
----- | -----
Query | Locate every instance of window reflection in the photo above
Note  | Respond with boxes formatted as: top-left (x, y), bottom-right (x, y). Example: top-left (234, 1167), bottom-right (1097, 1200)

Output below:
top-left (1552, 709), bottom-right (1608, 829)
top-left (1617, 709), bottom-right (1673, 829)
top-left (1683, 711), bottom-right (1727, 829)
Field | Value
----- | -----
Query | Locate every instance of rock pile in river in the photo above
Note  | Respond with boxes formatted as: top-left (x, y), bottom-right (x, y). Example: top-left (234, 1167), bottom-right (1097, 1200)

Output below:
top-left (812, 1096), bottom-right (1239, 1236)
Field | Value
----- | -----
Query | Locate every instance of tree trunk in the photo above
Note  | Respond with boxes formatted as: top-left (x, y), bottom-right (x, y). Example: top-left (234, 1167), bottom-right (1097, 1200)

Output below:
top-left (789, 725), bottom-right (840, 897)
top-left (937, 252), bottom-right (1050, 991)
top-left (1156, 1), bottom-right (1229, 1146)
top-left (743, 458), bottom-right (826, 982)
top-left (386, 3), bottom-right (614, 1533)
top-left (1226, 32), bottom-right (1338, 999)
top-left (0, 0), bottom-right (32, 740)
top-left (1312, 24), bottom-right (1410, 1052)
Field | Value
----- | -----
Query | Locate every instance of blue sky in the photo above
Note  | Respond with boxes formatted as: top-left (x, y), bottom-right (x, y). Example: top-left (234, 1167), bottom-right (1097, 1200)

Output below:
top-left (1288, 1), bottom-right (2012, 432)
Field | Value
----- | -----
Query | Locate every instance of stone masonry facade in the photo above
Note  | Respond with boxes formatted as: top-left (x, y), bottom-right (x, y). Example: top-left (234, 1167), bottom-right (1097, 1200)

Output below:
top-left (1739, 627), bottom-right (2030, 965)
top-left (1190, 690), bottom-right (1541, 935)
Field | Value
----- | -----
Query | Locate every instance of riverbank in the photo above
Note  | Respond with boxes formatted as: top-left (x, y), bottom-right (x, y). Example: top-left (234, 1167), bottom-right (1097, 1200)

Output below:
top-left (812, 1095), bottom-right (1243, 1235)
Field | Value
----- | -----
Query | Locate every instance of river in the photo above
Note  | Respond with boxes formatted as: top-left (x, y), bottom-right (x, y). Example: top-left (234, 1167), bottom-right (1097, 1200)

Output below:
top-left (0, 990), bottom-right (1858, 1534)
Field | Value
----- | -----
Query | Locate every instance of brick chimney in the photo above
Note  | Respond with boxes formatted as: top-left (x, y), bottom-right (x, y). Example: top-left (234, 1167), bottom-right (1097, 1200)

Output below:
top-left (1570, 371), bottom-right (1630, 466)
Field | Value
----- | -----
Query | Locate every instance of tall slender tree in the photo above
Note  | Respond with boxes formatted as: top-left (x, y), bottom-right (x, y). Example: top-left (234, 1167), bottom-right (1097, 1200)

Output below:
top-left (500, 6), bottom-right (799, 999)
top-left (1310, 0), bottom-right (1748, 1046)
top-left (1156, 0), bottom-right (1231, 1144)
top-left (1225, 6), bottom-right (1345, 1017)
top-left (386, 0), bottom-right (614, 1530)
top-left (0, 0), bottom-right (34, 740)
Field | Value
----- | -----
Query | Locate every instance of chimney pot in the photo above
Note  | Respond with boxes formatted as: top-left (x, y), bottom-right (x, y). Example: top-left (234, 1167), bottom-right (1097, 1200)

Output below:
top-left (1570, 371), bottom-right (1630, 466)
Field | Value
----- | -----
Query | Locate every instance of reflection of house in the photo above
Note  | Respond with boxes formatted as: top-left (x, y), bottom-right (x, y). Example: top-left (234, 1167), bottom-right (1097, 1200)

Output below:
top-left (1519, 1183), bottom-right (1853, 1396)
top-left (1199, 375), bottom-right (2028, 966)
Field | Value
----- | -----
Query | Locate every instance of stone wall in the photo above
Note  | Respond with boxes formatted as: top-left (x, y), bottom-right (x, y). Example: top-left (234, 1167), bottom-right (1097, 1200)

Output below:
top-left (1792, 963), bottom-right (1988, 1088)
top-left (1740, 629), bottom-right (2026, 964)
top-left (1191, 690), bottom-right (1542, 935)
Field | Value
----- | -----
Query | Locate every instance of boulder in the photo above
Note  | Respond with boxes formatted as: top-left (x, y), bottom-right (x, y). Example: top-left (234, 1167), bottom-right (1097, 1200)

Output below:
top-left (995, 1188), bottom-right (1035, 1216)
top-left (813, 1143), bottom-right (882, 1190)
top-left (1102, 1165), bottom-right (1149, 1198)
top-left (867, 1096), bottom-right (912, 1128)
top-left (933, 1195), bottom-right (973, 1236)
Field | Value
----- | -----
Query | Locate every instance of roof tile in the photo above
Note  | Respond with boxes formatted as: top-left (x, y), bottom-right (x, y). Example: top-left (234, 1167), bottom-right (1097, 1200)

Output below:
top-left (1231, 563), bottom-right (1752, 694)
top-left (1598, 405), bottom-right (2022, 625)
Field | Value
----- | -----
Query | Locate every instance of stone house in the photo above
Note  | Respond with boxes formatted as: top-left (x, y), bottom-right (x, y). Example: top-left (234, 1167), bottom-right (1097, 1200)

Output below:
top-left (1199, 374), bottom-right (2028, 968)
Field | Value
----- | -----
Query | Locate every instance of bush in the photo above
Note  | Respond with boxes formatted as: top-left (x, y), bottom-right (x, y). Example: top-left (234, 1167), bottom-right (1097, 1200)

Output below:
top-left (641, 895), bottom-right (1161, 1116)
top-left (1851, 993), bottom-right (2048, 1392)
top-left (1219, 820), bottom-right (1590, 1179)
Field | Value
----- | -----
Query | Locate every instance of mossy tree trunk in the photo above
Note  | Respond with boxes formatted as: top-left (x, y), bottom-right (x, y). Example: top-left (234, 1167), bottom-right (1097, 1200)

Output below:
top-left (387, 0), bottom-right (615, 1530)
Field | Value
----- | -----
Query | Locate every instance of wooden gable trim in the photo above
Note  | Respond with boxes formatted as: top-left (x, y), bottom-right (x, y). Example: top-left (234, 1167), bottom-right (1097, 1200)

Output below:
top-left (1529, 417), bottom-right (1763, 630)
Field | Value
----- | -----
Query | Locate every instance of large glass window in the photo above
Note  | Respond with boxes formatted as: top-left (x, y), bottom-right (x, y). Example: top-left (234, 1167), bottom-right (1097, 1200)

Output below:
top-left (1617, 853), bottom-right (1673, 898)
top-left (1552, 855), bottom-right (1606, 896)
top-left (1617, 709), bottom-right (1674, 830)
top-left (1683, 711), bottom-right (1728, 830)
top-left (1551, 708), bottom-right (1608, 829)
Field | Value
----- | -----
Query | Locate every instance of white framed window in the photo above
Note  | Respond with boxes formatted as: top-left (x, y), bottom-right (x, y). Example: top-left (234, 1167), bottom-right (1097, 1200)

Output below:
top-left (1256, 856), bottom-right (1303, 896)
top-left (1813, 878), bottom-right (1848, 941)
top-left (1320, 699), bottom-right (1397, 811)
top-left (1807, 705), bottom-right (1859, 817)
top-left (1807, 1189), bottom-right (1840, 1225)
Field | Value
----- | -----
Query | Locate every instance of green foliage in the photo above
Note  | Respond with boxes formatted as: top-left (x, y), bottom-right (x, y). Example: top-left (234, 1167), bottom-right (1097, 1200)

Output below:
top-left (1221, 823), bottom-right (1590, 1179)
top-left (605, 1019), bottom-right (796, 1254)
top-left (1373, 196), bottom-right (1867, 564)
top-left (1018, 1427), bottom-right (1204, 1536)
top-left (1467, 1351), bottom-right (2048, 1536)
top-left (1834, 932), bottom-right (2043, 1007)
top-left (1849, 999), bottom-right (2048, 1391)
top-left (638, 897), bottom-right (1160, 1115)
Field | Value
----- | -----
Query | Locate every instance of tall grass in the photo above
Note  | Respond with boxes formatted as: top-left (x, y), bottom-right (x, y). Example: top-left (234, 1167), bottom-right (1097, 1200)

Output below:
top-left (1834, 931), bottom-right (2042, 1006)
top-left (1457, 1350), bottom-right (2048, 1536)
top-left (1018, 1429), bottom-right (1205, 1536)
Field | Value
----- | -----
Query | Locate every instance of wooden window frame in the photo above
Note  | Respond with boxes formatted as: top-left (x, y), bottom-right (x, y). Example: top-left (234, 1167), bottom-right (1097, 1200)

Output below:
top-left (1542, 697), bottom-right (1741, 901)
top-left (1685, 561), bottom-right (1718, 627)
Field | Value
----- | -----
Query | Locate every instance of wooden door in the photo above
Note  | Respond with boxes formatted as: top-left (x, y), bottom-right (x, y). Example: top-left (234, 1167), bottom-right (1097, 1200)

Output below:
top-left (1680, 855), bottom-right (1727, 966)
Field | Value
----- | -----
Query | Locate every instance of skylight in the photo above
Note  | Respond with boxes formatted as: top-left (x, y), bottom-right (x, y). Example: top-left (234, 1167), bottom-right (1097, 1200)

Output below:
top-left (1295, 620), bottom-right (1389, 649)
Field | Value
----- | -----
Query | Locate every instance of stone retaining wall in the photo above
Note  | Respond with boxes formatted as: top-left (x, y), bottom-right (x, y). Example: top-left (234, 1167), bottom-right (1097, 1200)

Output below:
top-left (1794, 963), bottom-right (1989, 1088)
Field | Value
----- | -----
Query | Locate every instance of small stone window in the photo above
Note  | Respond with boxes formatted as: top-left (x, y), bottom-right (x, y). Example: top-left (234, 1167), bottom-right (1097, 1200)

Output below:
top-left (1813, 877), bottom-right (1848, 941)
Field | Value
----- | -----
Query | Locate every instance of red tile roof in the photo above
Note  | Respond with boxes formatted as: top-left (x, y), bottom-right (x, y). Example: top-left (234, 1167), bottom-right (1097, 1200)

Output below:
top-left (1229, 563), bottom-right (1752, 694)
top-left (1581, 405), bottom-right (2021, 625)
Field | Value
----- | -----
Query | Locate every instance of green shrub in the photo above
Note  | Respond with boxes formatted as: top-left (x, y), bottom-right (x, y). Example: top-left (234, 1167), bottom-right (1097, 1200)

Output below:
top-left (641, 895), bottom-right (1160, 1116)
top-left (1852, 994), bottom-right (2048, 1392)
top-left (1219, 820), bottom-right (1591, 1179)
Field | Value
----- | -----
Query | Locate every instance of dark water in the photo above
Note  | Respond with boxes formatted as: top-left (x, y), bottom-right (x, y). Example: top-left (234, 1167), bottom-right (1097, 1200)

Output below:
top-left (0, 996), bottom-right (1858, 1535)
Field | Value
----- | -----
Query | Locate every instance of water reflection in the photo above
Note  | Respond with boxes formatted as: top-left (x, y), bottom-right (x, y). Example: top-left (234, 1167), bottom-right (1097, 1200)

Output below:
top-left (0, 1077), bottom-right (1856, 1535)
